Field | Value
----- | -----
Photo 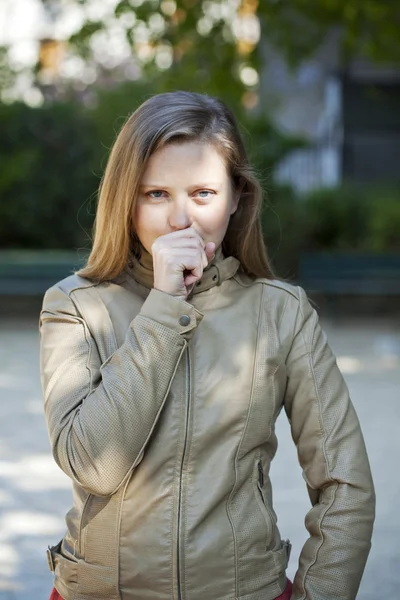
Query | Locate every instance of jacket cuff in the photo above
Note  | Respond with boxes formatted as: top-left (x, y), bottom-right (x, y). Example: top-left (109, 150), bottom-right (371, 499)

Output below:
top-left (139, 289), bottom-right (203, 339)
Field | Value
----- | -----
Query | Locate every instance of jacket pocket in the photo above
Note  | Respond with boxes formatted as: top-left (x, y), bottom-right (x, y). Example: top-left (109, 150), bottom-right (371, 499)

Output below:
top-left (47, 540), bottom-right (78, 587)
top-left (269, 538), bottom-right (292, 577)
top-left (76, 560), bottom-right (119, 599)
top-left (253, 459), bottom-right (274, 544)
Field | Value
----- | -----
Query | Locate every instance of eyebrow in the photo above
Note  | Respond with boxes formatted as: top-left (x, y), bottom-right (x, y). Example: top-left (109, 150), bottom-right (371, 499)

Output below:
top-left (139, 182), bottom-right (222, 189)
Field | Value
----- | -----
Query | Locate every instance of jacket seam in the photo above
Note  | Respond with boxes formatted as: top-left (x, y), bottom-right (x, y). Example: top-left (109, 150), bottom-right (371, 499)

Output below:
top-left (115, 480), bottom-right (130, 600)
top-left (112, 340), bottom-right (188, 496)
top-left (297, 289), bottom-right (332, 482)
top-left (225, 284), bottom-right (265, 600)
top-left (74, 320), bottom-right (101, 491)
top-left (298, 482), bottom-right (339, 599)
top-left (181, 347), bottom-right (193, 600)
top-left (233, 275), bottom-right (301, 300)
top-left (44, 306), bottom-right (96, 491)
top-left (41, 308), bottom-right (95, 398)
top-left (93, 286), bottom-right (119, 349)
top-left (171, 360), bottom-right (187, 600)
top-left (277, 292), bottom-right (290, 330)
top-left (52, 289), bottom-right (187, 496)
top-left (81, 314), bottom-right (95, 396)
top-left (296, 286), bottom-right (337, 596)
top-left (63, 279), bottom-right (102, 297)
top-left (70, 286), bottom-right (119, 360)
top-left (78, 493), bottom-right (91, 559)
top-left (170, 452), bottom-right (178, 600)
top-left (48, 288), bottom-right (98, 395)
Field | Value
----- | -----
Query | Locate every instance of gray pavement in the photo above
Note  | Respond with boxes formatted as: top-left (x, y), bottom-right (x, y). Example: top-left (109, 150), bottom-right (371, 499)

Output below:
top-left (0, 315), bottom-right (399, 599)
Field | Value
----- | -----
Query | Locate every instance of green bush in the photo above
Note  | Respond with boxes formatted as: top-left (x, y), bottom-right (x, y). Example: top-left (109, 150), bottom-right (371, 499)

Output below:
top-left (0, 83), bottom-right (302, 253)
top-left (300, 185), bottom-right (400, 254)
top-left (367, 188), bottom-right (400, 252)
top-left (1, 92), bottom-right (399, 280)
top-left (258, 184), bottom-right (400, 278)
top-left (0, 101), bottom-right (98, 249)
top-left (261, 185), bottom-right (305, 278)
top-left (301, 185), bottom-right (370, 252)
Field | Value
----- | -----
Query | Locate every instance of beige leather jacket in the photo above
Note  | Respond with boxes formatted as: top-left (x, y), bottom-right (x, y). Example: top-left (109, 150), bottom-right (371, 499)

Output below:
top-left (40, 252), bottom-right (375, 600)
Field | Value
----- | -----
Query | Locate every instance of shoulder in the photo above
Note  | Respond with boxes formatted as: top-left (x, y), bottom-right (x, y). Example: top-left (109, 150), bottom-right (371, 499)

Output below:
top-left (234, 271), bottom-right (305, 302)
top-left (41, 271), bottom-right (144, 318)
top-left (41, 274), bottom-right (107, 314)
top-left (233, 272), bottom-right (314, 324)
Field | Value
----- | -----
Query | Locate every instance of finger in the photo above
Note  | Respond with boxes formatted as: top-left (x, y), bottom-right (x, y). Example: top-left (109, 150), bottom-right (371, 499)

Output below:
top-left (205, 242), bottom-right (216, 260)
top-left (152, 227), bottom-right (198, 248)
top-left (177, 247), bottom-right (207, 275)
top-left (189, 263), bottom-right (203, 280)
top-left (201, 248), bottom-right (208, 269)
top-left (155, 236), bottom-right (205, 255)
top-left (184, 273), bottom-right (198, 286)
top-left (162, 227), bottom-right (204, 245)
top-left (172, 251), bottom-right (203, 277)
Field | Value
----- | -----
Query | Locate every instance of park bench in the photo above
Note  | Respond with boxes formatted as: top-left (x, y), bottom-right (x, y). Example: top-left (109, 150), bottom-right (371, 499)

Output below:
top-left (0, 251), bottom-right (87, 296)
top-left (1, 250), bottom-right (400, 301)
top-left (299, 253), bottom-right (400, 296)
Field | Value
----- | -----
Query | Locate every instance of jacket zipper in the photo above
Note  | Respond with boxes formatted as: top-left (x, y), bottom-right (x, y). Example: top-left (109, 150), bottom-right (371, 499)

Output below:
top-left (257, 459), bottom-right (277, 545)
top-left (257, 460), bottom-right (264, 490)
top-left (177, 347), bottom-right (191, 600)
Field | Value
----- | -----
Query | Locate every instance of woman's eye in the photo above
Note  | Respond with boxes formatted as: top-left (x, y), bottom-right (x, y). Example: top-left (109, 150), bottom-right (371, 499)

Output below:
top-left (196, 190), bottom-right (214, 199)
top-left (147, 190), bottom-right (167, 199)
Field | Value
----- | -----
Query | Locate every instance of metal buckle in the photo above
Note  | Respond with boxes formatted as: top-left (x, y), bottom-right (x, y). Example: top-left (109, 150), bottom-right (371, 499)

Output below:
top-left (46, 546), bottom-right (55, 572)
top-left (284, 539), bottom-right (292, 561)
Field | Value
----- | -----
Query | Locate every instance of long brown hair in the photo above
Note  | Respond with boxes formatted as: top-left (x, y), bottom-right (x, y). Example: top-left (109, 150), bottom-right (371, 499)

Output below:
top-left (77, 91), bottom-right (275, 281)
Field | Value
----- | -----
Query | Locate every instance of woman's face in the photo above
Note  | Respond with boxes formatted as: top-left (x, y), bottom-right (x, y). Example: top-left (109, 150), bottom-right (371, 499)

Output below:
top-left (135, 141), bottom-right (239, 254)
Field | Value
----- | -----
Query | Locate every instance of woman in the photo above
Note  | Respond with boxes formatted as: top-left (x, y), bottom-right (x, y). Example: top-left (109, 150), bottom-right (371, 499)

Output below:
top-left (40, 91), bottom-right (375, 600)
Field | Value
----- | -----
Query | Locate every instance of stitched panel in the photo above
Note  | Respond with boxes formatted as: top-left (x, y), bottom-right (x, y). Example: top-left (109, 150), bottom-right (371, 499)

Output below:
top-left (227, 287), bottom-right (289, 599)
top-left (285, 288), bottom-right (375, 600)
top-left (41, 293), bottom-right (186, 495)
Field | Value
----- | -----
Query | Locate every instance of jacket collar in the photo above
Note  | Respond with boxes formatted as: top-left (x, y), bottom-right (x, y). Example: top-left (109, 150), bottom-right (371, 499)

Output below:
top-left (127, 246), bottom-right (240, 296)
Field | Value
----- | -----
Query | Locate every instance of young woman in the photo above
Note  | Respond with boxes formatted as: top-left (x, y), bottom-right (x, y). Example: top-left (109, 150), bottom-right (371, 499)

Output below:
top-left (40, 91), bottom-right (375, 600)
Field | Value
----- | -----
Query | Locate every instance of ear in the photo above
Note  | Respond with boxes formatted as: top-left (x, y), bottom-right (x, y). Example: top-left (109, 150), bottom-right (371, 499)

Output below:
top-left (230, 191), bottom-right (240, 215)
top-left (230, 177), bottom-right (244, 215)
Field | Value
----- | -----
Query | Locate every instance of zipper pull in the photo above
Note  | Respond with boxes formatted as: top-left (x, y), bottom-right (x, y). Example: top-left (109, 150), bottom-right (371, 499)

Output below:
top-left (258, 461), bottom-right (264, 487)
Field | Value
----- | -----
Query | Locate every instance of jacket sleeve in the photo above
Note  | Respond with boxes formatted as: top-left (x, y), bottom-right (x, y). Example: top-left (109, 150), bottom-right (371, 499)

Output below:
top-left (283, 287), bottom-right (375, 600)
top-left (40, 284), bottom-right (202, 497)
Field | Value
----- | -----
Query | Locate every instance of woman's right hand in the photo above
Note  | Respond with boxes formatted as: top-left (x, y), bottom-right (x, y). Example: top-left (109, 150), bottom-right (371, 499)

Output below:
top-left (151, 228), bottom-right (216, 299)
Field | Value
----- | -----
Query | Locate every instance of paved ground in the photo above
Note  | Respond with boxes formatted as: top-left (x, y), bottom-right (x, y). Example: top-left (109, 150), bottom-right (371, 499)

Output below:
top-left (0, 315), bottom-right (399, 599)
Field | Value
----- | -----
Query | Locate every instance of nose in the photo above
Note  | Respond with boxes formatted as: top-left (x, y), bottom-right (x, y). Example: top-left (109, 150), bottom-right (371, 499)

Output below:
top-left (168, 197), bottom-right (192, 230)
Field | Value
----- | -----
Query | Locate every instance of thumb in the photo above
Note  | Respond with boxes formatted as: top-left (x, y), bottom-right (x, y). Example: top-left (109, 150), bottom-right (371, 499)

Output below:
top-left (205, 242), bottom-right (216, 260)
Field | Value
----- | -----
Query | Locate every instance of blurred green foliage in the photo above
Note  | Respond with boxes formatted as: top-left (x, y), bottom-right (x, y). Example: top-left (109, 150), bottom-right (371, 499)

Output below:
top-left (1, 94), bottom-right (399, 280)
top-left (300, 185), bottom-right (400, 255)
top-left (1, 1), bottom-right (399, 285)
top-left (257, 0), bottom-right (400, 66)
top-left (0, 82), bottom-right (302, 255)
top-left (367, 190), bottom-right (400, 253)
top-left (15, 0), bottom-right (396, 113)
top-left (0, 101), bottom-right (97, 249)
top-left (59, 0), bottom-right (400, 98)
top-left (263, 184), bottom-right (400, 277)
